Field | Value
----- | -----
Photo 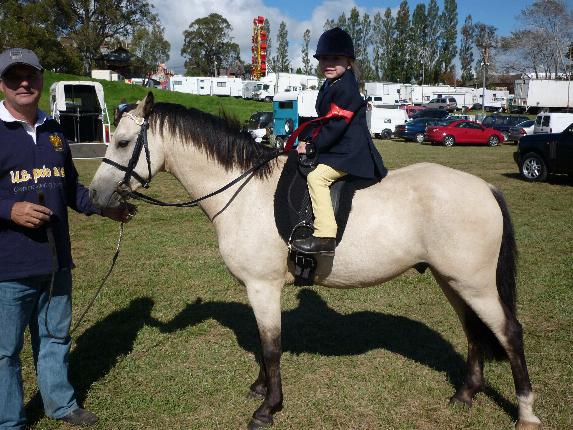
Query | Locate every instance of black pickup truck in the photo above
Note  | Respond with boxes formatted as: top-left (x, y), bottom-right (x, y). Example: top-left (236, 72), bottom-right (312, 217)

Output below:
top-left (513, 123), bottom-right (573, 181)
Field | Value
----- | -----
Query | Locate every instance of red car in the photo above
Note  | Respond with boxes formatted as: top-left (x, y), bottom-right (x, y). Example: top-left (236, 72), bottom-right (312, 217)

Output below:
top-left (425, 120), bottom-right (505, 147)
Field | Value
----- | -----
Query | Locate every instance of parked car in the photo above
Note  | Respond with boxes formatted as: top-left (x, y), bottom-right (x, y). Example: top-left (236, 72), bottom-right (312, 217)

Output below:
top-left (481, 114), bottom-right (530, 141)
top-left (394, 117), bottom-right (439, 143)
top-left (424, 97), bottom-right (457, 112)
top-left (411, 108), bottom-right (450, 120)
top-left (508, 120), bottom-right (535, 144)
top-left (425, 120), bottom-right (505, 147)
top-left (513, 123), bottom-right (573, 181)
top-left (534, 112), bottom-right (573, 134)
top-left (400, 104), bottom-right (426, 118)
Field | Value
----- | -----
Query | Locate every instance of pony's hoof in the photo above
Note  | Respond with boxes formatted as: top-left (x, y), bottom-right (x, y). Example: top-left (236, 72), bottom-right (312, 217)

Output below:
top-left (449, 395), bottom-right (472, 408)
top-left (248, 417), bottom-right (272, 430)
top-left (515, 419), bottom-right (541, 430)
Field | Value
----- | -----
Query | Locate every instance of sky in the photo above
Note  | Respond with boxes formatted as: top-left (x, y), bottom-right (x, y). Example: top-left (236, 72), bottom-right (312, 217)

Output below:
top-left (150, 0), bottom-right (541, 75)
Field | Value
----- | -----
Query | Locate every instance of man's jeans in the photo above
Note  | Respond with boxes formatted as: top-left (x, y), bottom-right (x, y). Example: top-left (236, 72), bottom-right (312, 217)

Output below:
top-left (0, 271), bottom-right (78, 429)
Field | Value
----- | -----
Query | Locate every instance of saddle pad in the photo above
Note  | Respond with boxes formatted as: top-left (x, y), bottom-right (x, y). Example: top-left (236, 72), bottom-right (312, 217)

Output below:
top-left (273, 151), bottom-right (376, 244)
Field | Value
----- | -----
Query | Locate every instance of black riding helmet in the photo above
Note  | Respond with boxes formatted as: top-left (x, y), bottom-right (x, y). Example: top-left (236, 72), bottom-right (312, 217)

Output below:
top-left (313, 27), bottom-right (355, 60)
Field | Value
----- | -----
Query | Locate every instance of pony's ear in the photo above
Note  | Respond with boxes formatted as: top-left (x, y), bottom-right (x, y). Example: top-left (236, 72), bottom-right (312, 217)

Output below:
top-left (135, 92), bottom-right (154, 118)
top-left (142, 91), bottom-right (154, 117)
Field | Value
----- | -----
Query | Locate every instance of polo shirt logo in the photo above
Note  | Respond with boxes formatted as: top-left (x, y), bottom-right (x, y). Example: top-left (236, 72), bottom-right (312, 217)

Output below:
top-left (49, 134), bottom-right (63, 151)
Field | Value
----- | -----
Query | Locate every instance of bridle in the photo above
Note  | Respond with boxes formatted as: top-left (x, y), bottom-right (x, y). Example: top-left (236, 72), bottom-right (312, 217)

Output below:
top-left (101, 110), bottom-right (281, 208)
top-left (102, 112), bottom-right (152, 190)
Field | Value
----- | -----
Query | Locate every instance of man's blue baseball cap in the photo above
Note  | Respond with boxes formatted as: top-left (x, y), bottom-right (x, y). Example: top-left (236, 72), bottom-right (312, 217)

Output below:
top-left (0, 48), bottom-right (43, 78)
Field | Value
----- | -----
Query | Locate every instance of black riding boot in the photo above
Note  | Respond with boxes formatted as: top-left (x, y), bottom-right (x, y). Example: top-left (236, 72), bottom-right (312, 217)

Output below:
top-left (291, 236), bottom-right (336, 255)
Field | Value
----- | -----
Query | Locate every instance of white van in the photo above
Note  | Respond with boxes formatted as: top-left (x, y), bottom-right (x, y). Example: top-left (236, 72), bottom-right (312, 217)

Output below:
top-left (366, 106), bottom-right (409, 139)
top-left (534, 112), bottom-right (573, 134)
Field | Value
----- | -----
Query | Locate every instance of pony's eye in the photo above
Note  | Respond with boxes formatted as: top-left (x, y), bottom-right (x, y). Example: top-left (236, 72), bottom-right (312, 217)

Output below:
top-left (117, 140), bottom-right (130, 148)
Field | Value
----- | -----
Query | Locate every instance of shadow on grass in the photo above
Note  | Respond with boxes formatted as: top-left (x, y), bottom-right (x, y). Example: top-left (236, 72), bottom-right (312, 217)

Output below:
top-left (25, 297), bottom-right (156, 426)
top-left (25, 291), bottom-right (517, 425)
top-left (502, 171), bottom-right (573, 185)
top-left (153, 289), bottom-right (516, 418)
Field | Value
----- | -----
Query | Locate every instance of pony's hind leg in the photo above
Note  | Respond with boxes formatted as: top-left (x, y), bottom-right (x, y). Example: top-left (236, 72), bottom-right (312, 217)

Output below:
top-left (433, 274), bottom-right (485, 407)
top-left (245, 280), bottom-right (284, 429)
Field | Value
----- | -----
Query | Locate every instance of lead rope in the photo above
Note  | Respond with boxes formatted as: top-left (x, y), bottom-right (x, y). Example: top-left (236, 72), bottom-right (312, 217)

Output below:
top-left (44, 222), bottom-right (124, 340)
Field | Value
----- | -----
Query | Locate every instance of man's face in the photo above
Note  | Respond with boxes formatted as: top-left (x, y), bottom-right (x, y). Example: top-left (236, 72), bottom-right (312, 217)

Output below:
top-left (0, 65), bottom-right (43, 110)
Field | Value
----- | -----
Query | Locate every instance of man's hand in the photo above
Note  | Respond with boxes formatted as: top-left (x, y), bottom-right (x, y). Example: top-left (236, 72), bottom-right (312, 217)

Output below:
top-left (101, 203), bottom-right (137, 223)
top-left (11, 201), bottom-right (52, 228)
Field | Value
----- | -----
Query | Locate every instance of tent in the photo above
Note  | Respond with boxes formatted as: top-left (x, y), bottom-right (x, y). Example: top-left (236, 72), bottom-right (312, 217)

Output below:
top-left (50, 81), bottom-right (111, 144)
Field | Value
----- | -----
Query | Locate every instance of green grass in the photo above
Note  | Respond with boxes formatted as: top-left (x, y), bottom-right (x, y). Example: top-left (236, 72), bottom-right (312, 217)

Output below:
top-left (39, 71), bottom-right (271, 123)
top-left (20, 140), bottom-right (572, 429)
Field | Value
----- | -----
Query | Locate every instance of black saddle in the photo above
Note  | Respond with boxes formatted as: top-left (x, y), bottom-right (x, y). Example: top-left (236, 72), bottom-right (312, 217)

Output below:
top-left (274, 151), bottom-right (376, 284)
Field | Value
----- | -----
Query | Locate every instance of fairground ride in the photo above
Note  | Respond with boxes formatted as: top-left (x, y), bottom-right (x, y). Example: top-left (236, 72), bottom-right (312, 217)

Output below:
top-left (251, 16), bottom-right (268, 80)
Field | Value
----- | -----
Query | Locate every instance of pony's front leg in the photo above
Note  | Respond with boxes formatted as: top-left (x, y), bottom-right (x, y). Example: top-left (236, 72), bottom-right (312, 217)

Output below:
top-left (245, 281), bottom-right (283, 429)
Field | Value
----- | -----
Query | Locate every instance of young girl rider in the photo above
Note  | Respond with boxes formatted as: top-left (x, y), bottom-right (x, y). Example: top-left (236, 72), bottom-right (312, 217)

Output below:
top-left (291, 27), bottom-right (387, 255)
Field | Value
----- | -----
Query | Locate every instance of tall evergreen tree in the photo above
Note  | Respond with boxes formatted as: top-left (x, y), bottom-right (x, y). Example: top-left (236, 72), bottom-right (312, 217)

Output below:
top-left (372, 12), bottom-right (384, 80)
top-left (347, 7), bottom-right (362, 58)
top-left (336, 13), bottom-right (348, 31)
top-left (273, 21), bottom-right (290, 73)
top-left (359, 13), bottom-right (373, 80)
top-left (394, 0), bottom-right (411, 83)
top-left (302, 29), bottom-right (311, 75)
top-left (426, 0), bottom-right (441, 83)
top-left (381, 7), bottom-right (397, 81)
top-left (438, 0), bottom-right (458, 78)
top-left (323, 18), bottom-right (335, 31)
top-left (459, 15), bottom-right (475, 85)
top-left (410, 3), bottom-right (428, 84)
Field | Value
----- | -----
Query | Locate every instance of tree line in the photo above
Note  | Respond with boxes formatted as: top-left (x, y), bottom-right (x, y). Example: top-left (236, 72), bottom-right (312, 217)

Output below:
top-left (2, 0), bottom-right (571, 84)
top-left (0, 0), bottom-right (170, 77)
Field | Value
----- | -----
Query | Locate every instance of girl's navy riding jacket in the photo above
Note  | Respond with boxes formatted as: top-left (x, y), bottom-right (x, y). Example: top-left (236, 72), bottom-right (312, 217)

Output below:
top-left (308, 69), bottom-right (387, 179)
top-left (0, 114), bottom-right (101, 281)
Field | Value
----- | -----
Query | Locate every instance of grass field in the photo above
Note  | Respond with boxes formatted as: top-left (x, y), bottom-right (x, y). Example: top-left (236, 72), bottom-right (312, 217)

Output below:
top-left (20, 137), bottom-right (572, 429)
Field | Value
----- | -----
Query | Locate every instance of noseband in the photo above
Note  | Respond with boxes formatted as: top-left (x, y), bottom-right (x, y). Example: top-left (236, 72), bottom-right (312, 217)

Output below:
top-left (102, 112), bottom-right (152, 189)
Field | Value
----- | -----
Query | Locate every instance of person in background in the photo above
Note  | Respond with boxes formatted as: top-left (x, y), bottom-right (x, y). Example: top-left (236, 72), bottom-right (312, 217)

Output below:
top-left (0, 47), bottom-right (132, 429)
top-left (291, 28), bottom-right (387, 255)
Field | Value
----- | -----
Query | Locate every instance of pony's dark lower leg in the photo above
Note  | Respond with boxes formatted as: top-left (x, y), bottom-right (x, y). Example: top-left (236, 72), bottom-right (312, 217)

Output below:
top-left (450, 340), bottom-right (484, 407)
top-left (503, 317), bottom-right (540, 429)
top-left (248, 334), bottom-right (283, 429)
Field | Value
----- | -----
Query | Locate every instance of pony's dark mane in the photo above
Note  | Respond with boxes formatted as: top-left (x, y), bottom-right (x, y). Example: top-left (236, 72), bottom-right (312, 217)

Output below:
top-left (149, 102), bottom-right (279, 178)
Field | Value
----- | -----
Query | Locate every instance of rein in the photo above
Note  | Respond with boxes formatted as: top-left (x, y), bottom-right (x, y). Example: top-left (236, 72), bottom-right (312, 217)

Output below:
top-left (104, 111), bottom-right (281, 208)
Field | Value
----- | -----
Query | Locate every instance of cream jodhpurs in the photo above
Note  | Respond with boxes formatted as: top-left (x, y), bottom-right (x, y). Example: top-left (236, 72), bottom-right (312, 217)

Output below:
top-left (307, 163), bottom-right (347, 237)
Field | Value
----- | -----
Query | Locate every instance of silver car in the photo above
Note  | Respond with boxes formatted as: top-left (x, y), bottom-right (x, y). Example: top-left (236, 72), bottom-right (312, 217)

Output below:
top-left (508, 120), bottom-right (535, 144)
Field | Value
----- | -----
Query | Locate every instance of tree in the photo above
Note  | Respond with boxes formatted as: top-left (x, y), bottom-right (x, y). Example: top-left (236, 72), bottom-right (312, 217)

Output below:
top-left (372, 12), bottom-right (384, 80)
top-left (302, 29), bottom-right (311, 75)
top-left (425, 0), bottom-right (441, 83)
top-left (359, 12), bottom-right (373, 80)
top-left (459, 15), bottom-right (475, 85)
top-left (130, 17), bottom-right (170, 78)
top-left (323, 19), bottom-right (335, 31)
top-left (438, 0), bottom-right (458, 77)
top-left (394, 0), bottom-right (411, 83)
top-left (273, 21), bottom-right (290, 73)
top-left (0, 0), bottom-right (82, 73)
top-left (499, 0), bottom-right (573, 78)
top-left (380, 8), bottom-right (396, 81)
top-left (410, 3), bottom-right (428, 84)
top-left (181, 13), bottom-right (240, 76)
top-left (52, 0), bottom-right (155, 74)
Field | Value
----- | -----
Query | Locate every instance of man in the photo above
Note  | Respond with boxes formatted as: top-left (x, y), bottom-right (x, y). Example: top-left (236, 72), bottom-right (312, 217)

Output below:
top-left (0, 48), bottom-right (131, 429)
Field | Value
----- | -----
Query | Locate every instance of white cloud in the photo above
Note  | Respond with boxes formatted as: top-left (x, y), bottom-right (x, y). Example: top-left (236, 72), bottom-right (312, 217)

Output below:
top-left (150, 0), bottom-right (393, 74)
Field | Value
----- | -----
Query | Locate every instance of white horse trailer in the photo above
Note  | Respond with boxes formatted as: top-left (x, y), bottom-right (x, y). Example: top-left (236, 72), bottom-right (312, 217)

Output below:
top-left (364, 82), bottom-right (403, 105)
top-left (169, 76), bottom-right (199, 94)
top-left (366, 106), bottom-right (409, 138)
top-left (514, 79), bottom-right (573, 113)
top-left (211, 77), bottom-right (243, 97)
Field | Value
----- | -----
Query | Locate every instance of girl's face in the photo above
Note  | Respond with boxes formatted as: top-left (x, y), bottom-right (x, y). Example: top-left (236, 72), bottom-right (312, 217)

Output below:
top-left (318, 55), bottom-right (351, 80)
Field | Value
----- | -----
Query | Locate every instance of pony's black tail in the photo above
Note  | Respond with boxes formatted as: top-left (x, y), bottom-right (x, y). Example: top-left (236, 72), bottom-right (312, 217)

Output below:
top-left (464, 187), bottom-right (518, 360)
